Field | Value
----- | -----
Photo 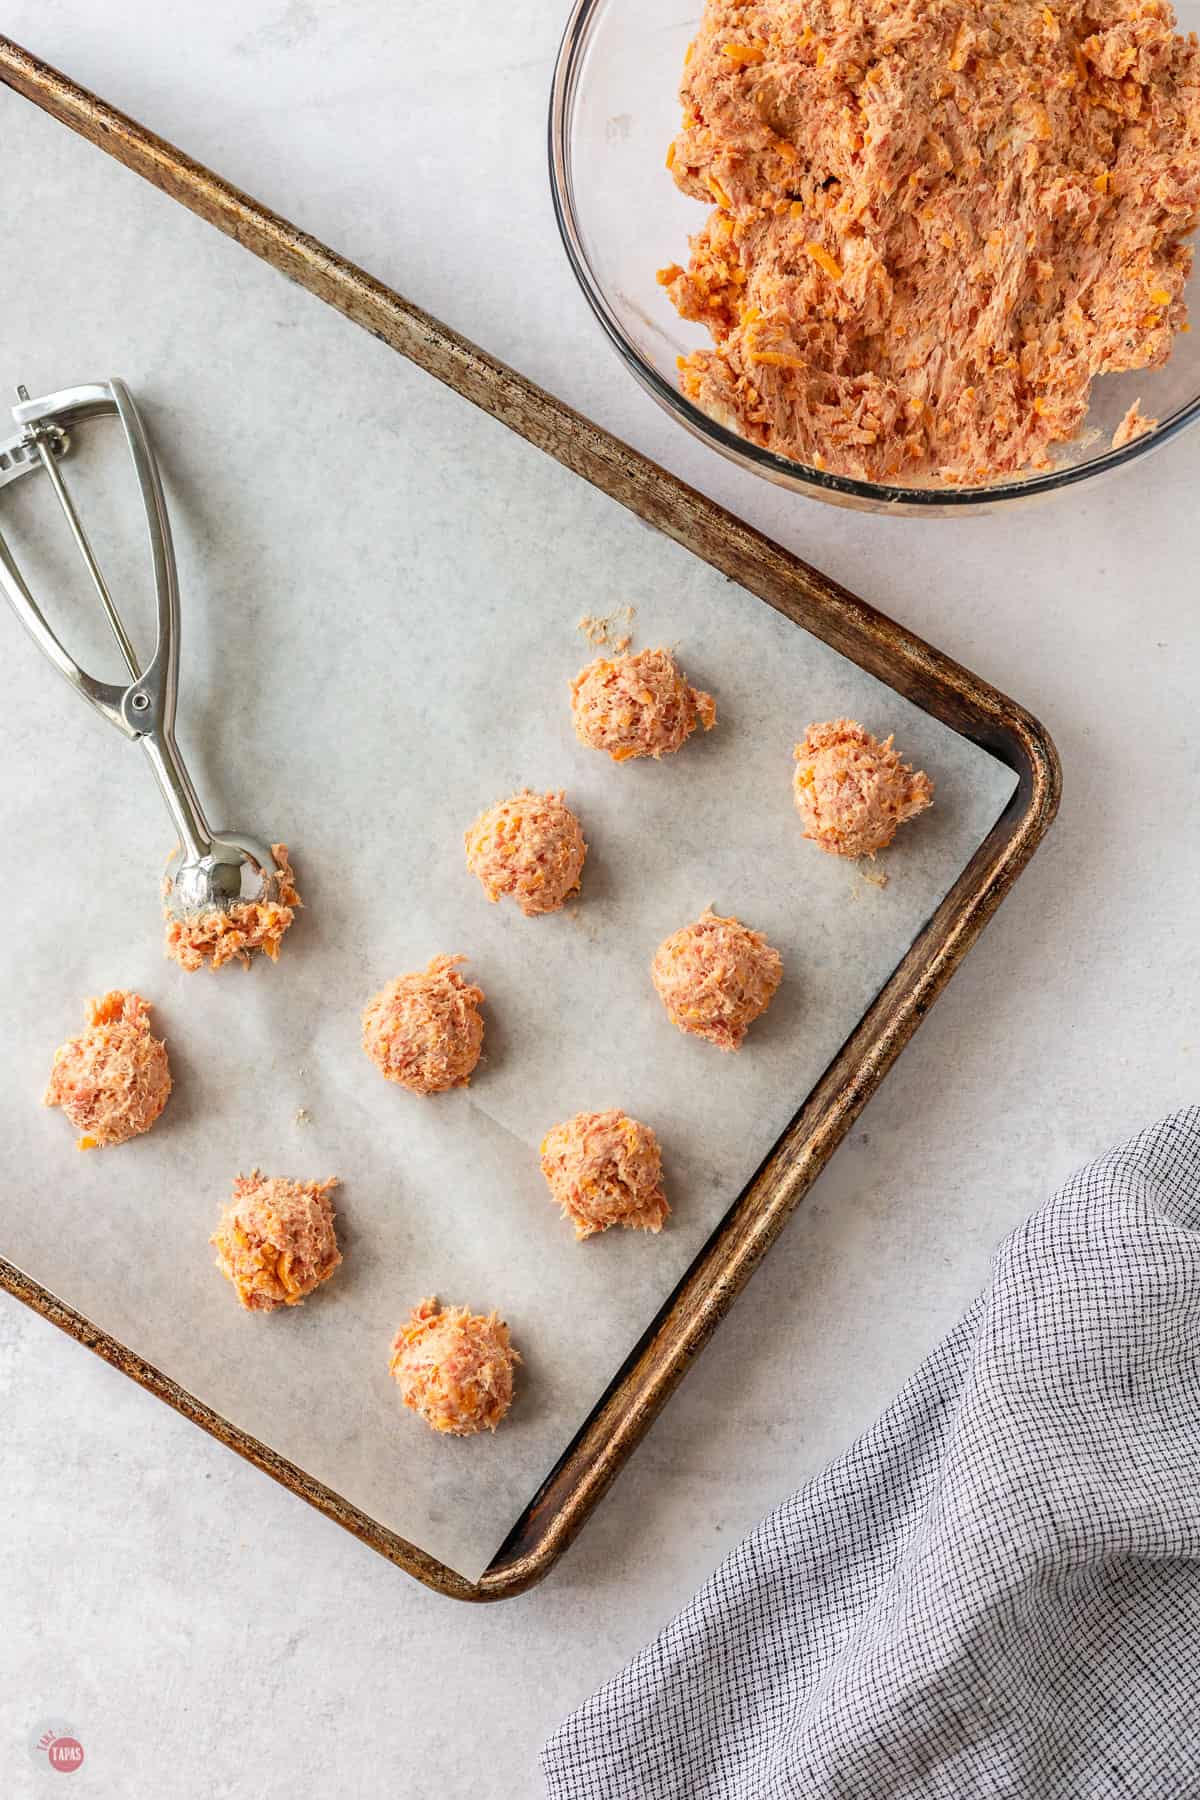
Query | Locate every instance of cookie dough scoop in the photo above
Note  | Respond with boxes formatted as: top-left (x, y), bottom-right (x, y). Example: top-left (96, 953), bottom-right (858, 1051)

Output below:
top-left (0, 380), bottom-right (293, 967)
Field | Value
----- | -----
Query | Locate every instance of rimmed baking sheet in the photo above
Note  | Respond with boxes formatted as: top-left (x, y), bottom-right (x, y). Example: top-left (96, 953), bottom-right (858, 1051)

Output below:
top-left (0, 47), bottom-right (1056, 1595)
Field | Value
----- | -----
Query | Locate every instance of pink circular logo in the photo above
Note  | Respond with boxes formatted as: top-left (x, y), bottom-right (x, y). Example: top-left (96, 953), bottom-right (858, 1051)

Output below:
top-left (28, 1719), bottom-right (85, 1778)
top-left (47, 1736), bottom-right (84, 1774)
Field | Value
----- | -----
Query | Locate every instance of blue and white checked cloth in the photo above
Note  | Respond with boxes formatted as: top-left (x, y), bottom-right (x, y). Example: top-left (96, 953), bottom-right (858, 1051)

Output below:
top-left (543, 1110), bottom-right (1200, 1798)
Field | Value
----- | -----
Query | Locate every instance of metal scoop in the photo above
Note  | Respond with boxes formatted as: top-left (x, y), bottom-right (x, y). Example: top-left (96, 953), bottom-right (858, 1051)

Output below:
top-left (0, 378), bottom-right (279, 920)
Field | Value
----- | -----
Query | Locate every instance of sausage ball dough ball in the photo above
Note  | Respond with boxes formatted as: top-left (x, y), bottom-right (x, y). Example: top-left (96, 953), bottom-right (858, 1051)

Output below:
top-left (465, 789), bottom-right (587, 916)
top-left (211, 1171), bottom-right (342, 1312)
top-left (44, 990), bottom-right (171, 1150)
top-left (570, 647), bottom-right (716, 762)
top-left (793, 720), bottom-right (933, 859)
top-left (652, 908), bottom-right (783, 1052)
top-left (362, 955), bottom-right (484, 1095)
top-left (540, 1109), bottom-right (669, 1241)
top-left (389, 1297), bottom-right (520, 1436)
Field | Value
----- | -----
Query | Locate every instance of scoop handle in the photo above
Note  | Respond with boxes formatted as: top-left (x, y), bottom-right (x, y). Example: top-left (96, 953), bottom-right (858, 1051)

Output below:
top-left (139, 729), bottom-right (212, 867)
top-left (0, 377), bottom-right (216, 863)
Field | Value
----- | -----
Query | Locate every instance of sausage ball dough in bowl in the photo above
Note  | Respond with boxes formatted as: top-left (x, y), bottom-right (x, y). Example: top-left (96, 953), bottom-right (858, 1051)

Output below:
top-left (657, 0), bottom-right (1200, 484)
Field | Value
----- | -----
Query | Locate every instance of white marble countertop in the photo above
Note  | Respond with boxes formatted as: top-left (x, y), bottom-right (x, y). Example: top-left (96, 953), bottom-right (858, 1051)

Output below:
top-left (1, 4), bottom-right (1197, 1796)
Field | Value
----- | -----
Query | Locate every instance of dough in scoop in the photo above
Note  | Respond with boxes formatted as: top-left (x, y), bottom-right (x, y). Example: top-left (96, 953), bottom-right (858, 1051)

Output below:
top-left (164, 842), bottom-right (301, 972)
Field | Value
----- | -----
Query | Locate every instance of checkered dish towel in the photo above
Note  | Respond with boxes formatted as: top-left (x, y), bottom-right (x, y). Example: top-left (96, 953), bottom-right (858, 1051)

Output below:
top-left (542, 1109), bottom-right (1200, 1799)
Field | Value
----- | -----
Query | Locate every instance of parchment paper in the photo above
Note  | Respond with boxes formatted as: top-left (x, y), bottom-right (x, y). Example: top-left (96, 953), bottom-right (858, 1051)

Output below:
top-left (0, 90), bottom-right (1016, 1582)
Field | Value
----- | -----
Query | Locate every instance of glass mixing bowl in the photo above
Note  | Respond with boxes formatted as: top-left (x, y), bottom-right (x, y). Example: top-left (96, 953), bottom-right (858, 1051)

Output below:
top-left (549, 0), bottom-right (1200, 514)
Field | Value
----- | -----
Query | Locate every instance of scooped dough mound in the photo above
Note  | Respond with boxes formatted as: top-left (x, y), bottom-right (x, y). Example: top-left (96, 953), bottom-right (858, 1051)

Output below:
top-left (389, 1296), bottom-right (520, 1436)
top-left (211, 1171), bottom-right (341, 1312)
top-left (165, 843), bottom-right (300, 972)
top-left (571, 647), bottom-right (717, 762)
top-left (362, 955), bottom-right (484, 1094)
top-left (465, 789), bottom-right (587, 916)
top-left (652, 907), bottom-right (783, 1050)
top-left (540, 1109), bottom-right (670, 1240)
top-left (793, 719), bottom-right (933, 858)
top-left (661, 0), bottom-right (1200, 484)
top-left (44, 991), bottom-right (171, 1150)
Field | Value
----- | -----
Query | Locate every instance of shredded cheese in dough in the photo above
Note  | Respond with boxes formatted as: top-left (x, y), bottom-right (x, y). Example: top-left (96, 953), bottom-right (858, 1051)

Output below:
top-left (465, 790), bottom-right (587, 916)
top-left (793, 719), bottom-right (933, 858)
top-left (362, 955), bottom-right (485, 1095)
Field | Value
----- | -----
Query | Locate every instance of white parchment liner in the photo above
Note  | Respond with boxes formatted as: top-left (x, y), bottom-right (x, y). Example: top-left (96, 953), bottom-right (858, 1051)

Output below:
top-left (0, 92), bottom-right (1016, 1581)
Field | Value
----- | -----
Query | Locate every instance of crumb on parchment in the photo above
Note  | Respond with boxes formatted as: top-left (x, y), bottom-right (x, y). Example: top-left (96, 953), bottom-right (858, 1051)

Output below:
top-left (577, 604), bottom-right (635, 651)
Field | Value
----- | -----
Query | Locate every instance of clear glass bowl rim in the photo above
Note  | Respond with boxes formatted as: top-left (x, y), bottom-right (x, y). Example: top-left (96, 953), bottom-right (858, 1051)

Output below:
top-left (548, 0), bottom-right (1200, 510)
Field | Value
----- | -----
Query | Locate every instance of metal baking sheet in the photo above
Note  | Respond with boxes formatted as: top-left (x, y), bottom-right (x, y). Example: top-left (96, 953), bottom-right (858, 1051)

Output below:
top-left (0, 53), bottom-right (1049, 1592)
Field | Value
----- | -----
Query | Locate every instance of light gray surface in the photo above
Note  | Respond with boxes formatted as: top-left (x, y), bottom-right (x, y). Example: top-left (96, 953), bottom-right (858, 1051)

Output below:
top-left (0, 84), bottom-right (1013, 1584)
top-left (1, 2), bottom-right (1198, 1796)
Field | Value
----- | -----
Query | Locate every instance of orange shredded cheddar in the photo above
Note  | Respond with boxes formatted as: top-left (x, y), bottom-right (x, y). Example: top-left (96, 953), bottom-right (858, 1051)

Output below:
top-left (805, 241), bottom-right (843, 280)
